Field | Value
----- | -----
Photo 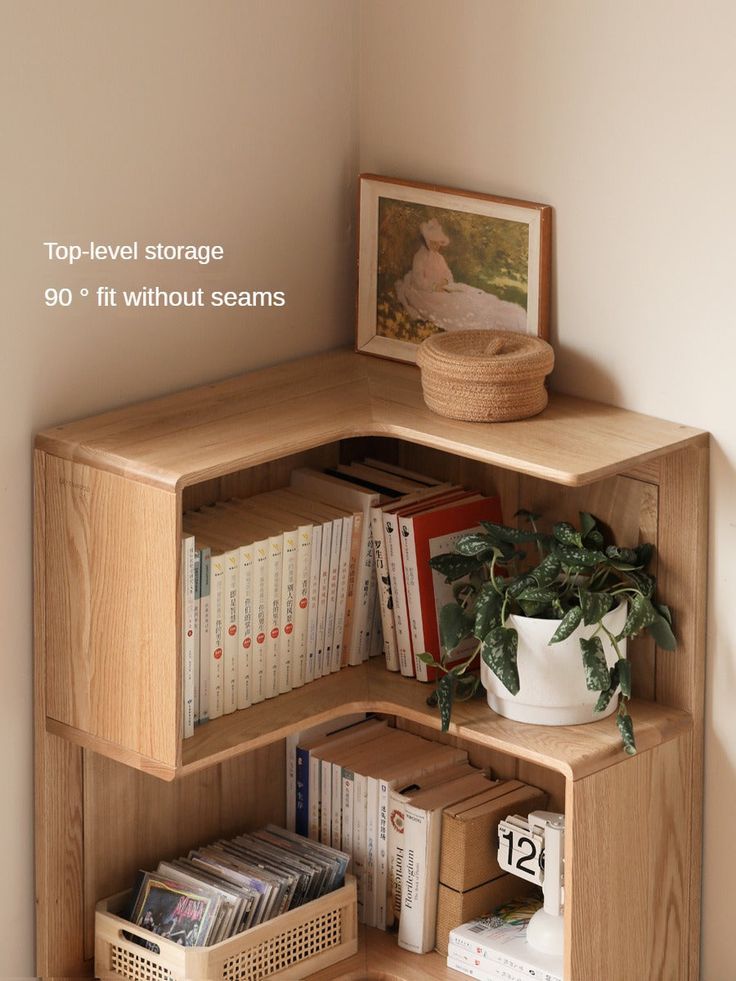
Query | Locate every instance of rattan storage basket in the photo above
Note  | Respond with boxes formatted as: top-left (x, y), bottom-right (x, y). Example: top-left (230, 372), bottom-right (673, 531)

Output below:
top-left (95, 875), bottom-right (357, 981)
top-left (416, 329), bottom-right (554, 422)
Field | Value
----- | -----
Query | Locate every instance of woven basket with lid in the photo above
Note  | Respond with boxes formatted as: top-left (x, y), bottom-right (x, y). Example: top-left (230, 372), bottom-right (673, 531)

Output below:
top-left (416, 329), bottom-right (554, 422)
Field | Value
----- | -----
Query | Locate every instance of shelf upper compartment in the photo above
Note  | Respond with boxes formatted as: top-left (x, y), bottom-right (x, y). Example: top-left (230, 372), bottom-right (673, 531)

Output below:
top-left (35, 348), bottom-right (706, 490)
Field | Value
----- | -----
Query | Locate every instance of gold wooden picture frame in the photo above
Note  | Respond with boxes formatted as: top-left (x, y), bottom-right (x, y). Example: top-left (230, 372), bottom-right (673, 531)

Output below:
top-left (356, 174), bottom-right (552, 364)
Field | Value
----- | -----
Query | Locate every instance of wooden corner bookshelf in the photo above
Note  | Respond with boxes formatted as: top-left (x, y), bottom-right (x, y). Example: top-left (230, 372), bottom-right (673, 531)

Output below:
top-left (34, 347), bottom-right (708, 979)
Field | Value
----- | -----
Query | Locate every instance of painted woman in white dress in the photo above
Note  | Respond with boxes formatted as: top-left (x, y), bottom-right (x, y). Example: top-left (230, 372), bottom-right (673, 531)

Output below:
top-left (394, 218), bottom-right (527, 332)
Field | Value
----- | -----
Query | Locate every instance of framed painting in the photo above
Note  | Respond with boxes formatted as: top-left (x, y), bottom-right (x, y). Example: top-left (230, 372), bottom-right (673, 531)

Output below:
top-left (356, 174), bottom-right (551, 364)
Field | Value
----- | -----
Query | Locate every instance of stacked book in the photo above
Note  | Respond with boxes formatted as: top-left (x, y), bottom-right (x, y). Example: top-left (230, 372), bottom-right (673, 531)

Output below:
top-left (124, 824), bottom-right (349, 949)
top-left (448, 899), bottom-right (563, 981)
top-left (290, 717), bottom-right (503, 953)
top-left (180, 457), bottom-right (504, 737)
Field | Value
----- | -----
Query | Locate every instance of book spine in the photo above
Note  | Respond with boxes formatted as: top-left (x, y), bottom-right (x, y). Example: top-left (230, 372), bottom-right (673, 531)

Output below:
top-left (295, 745), bottom-right (309, 837)
top-left (360, 526), bottom-right (379, 662)
top-left (398, 804), bottom-right (441, 954)
top-left (353, 771), bottom-right (368, 923)
top-left (278, 530), bottom-right (298, 694)
top-left (399, 515), bottom-right (428, 681)
top-left (293, 525), bottom-right (312, 687)
top-left (364, 776), bottom-right (379, 928)
top-left (387, 788), bottom-right (405, 929)
top-left (383, 511), bottom-right (414, 677)
top-left (237, 544), bottom-right (254, 710)
top-left (251, 541), bottom-right (269, 704)
top-left (265, 535), bottom-right (283, 699)
top-left (181, 537), bottom-right (195, 738)
top-left (319, 758), bottom-right (332, 846)
top-left (324, 519), bottom-right (342, 674)
top-left (193, 549), bottom-right (201, 724)
top-left (448, 940), bottom-right (563, 981)
top-left (375, 777), bottom-right (390, 929)
top-left (314, 522), bottom-right (332, 679)
top-left (305, 523), bottom-right (322, 684)
top-left (208, 554), bottom-right (225, 720)
top-left (308, 751), bottom-right (321, 841)
top-left (224, 549), bottom-right (239, 714)
top-left (331, 762), bottom-right (343, 850)
top-left (370, 596), bottom-right (384, 657)
top-left (371, 507), bottom-right (399, 671)
top-left (348, 510), bottom-right (372, 665)
top-left (285, 732), bottom-right (298, 832)
top-left (341, 768), bottom-right (354, 856)
top-left (198, 547), bottom-right (211, 724)
top-left (331, 515), bottom-right (353, 672)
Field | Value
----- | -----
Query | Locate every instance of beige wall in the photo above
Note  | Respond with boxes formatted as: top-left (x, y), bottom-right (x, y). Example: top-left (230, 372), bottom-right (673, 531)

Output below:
top-left (4, 0), bottom-right (733, 976)
top-left (1, 1), bottom-right (357, 976)
top-left (361, 1), bottom-right (735, 977)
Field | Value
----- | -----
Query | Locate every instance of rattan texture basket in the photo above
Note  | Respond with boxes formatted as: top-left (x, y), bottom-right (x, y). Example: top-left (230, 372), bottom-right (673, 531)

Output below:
top-left (416, 329), bottom-right (554, 422)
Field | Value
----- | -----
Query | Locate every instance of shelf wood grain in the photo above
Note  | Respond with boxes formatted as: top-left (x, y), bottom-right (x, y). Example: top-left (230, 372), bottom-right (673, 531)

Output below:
top-left (36, 348), bottom-right (706, 490)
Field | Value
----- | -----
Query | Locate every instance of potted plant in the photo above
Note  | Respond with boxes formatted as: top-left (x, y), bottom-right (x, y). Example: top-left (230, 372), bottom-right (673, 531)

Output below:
top-left (418, 511), bottom-right (676, 755)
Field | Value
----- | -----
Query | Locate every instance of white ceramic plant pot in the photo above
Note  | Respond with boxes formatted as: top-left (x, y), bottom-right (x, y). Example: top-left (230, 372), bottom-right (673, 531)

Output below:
top-left (480, 600), bottom-right (628, 725)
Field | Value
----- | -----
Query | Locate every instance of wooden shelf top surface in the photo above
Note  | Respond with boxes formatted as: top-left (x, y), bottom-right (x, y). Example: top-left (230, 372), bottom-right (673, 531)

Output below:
top-left (173, 658), bottom-right (691, 783)
top-left (36, 348), bottom-right (706, 489)
top-left (309, 925), bottom-right (456, 980)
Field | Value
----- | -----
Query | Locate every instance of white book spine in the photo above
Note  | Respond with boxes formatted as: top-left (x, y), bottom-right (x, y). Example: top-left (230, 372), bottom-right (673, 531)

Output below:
top-left (353, 772), bottom-right (368, 923)
top-left (370, 596), bottom-right (384, 657)
top-left (331, 763), bottom-right (343, 850)
top-left (224, 549), bottom-right (239, 714)
top-left (208, 554), bottom-right (226, 720)
top-left (448, 938), bottom-right (563, 981)
top-left (375, 777), bottom-right (391, 929)
top-left (360, 530), bottom-right (379, 662)
top-left (319, 759), bottom-right (332, 846)
top-left (251, 541), bottom-right (269, 704)
top-left (305, 524), bottom-right (322, 684)
top-left (364, 776), bottom-right (379, 928)
top-left (399, 515), bottom-right (428, 681)
top-left (193, 549), bottom-right (201, 724)
top-left (383, 511), bottom-right (414, 677)
top-left (314, 522), bottom-right (332, 679)
top-left (293, 525), bottom-right (312, 687)
top-left (348, 510), bottom-right (372, 665)
top-left (324, 519), bottom-right (342, 674)
top-left (265, 535), bottom-right (283, 699)
top-left (278, 530), bottom-right (298, 694)
top-left (182, 537), bottom-right (195, 738)
top-left (198, 547), bottom-right (211, 724)
top-left (237, 543), bottom-right (254, 710)
top-left (308, 752), bottom-right (321, 841)
top-left (285, 732), bottom-right (298, 832)
top-left (331, 515), bottom-right (353, 672)
top-left (387, 788), bottom-right (405, 929)
top-left (371, 507), bottom-right (399, 671)
top-left (398, 804), bottom-right (441, 954)
top-left (341, 767), bottom-right (355, 857)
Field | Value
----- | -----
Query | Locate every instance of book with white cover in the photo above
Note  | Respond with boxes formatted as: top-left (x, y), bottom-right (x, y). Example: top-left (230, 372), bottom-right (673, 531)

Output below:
top-left (198, 546), bottom-right (211, 724)
top-left (223, 548), bottom-right (239, 713)
top-left (251, 539), bottom-right (269, 703)
top-left (208, 553), bottom-right (226, 719)
top-left (237, 543), bottom-right (254, 709)
top-left (181, 536), bottom-right (196, 738)
top-left (398, 771), bottom-right (496, 954)
top-left (330, 515), bottom-right (353, 671)
top-left (193, 548), bottom-right (201, 724)
top-left (264, 534), bottom-right (283, 699)
top-left (305, 523), bottom-right (322, 683)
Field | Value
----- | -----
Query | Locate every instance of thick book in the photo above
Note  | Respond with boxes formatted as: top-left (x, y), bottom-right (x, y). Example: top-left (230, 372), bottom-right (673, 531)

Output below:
top-left (400, 494), bottom-right (503, 681)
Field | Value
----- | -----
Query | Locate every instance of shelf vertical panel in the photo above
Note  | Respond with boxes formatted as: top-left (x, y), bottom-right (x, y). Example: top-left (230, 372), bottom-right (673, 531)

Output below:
top-left (43, 455), bottom-right (180, 769)
top-left (566, 732), bottom-right (692, 981)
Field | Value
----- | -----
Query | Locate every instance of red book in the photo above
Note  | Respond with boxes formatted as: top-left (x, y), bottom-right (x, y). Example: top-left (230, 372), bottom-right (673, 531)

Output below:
top-left (399, 495), bottom-right (503, 681)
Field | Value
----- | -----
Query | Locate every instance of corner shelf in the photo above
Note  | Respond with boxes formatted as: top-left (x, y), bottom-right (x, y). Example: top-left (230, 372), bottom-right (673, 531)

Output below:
top-left (34, 347), bottom-right (708, 980)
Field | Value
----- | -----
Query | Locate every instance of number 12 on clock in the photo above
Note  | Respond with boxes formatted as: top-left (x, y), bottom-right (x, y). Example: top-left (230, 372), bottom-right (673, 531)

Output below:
top-left (497, 815), bottom-right (545, 885)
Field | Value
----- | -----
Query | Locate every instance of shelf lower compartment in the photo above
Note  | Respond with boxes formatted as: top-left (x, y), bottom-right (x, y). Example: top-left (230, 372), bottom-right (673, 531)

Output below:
top-left (48, 656), bottom-right (692, 782)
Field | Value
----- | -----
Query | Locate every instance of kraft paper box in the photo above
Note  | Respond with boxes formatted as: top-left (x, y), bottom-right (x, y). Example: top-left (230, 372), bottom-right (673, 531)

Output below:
top-left (435, 874), bottom-right (534, 956)
top-left (439, 780), bottom-right (548, 893)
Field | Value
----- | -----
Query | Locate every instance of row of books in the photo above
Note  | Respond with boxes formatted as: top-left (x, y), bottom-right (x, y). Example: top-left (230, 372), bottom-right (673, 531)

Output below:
top-left (124, 824), bottom-right (348, 949)
top-left (286, 716), bottom-right (502, 954)
top-left (180, 456), bottom-right (504, 736)
top-left (448, 899), bottom-right (563, 981)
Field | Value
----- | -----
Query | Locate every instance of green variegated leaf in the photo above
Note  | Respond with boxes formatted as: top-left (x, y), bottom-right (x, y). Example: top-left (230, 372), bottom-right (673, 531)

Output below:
top-left (605, 545), bottom-right (639, 564)
top-left (580, 636), bottom-right (610, 691)
top-left (594, 663), bottom-right (620, 713)
top-left (655, 602), bottom-right (672, 625)
top-left (455, 533), bottom-right (496, 557)
top-left (579, 512), bottom-right (597, 538)
top-left (416, 651), bottom-right (439, 667)
top-left (480, 521), bottom-right (544, 544)
top-left (439, 603), bottom-right (474, 654)
top-left (530, 553), bottom-right (562, 587)
top-left (507, 574), bottom-right (538, 598)
top-left (429, 553), bottom-right (484, 582)
top-left (516, 587), bottom-right (559, 605)
top-left (553, 521), bottom-right (583, 548)
top-left (437, 674), bottom-right (455, 732)
top-left (585, 529), bottom-right (605, 549)
top-left (481, 626), bottom-right (520, 695)
top-left (473, 583), bottom-right (503, 640)
top-left (646, 611), bottom-right (677, 650)
top-left (552, 542), bottom-right (607, 567)
top-left (579, 589), bottom-right (615, 626)
top-left (618, 593), bottom-right (657, 639)
top-left (617, 658), bottom-right (632, 697)
top-left (625, 569), bottom-right (656, 597)
top-left (616, 708), bottom-right (637, 755)
top-left (549, 606), bottom-right (583, 643)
